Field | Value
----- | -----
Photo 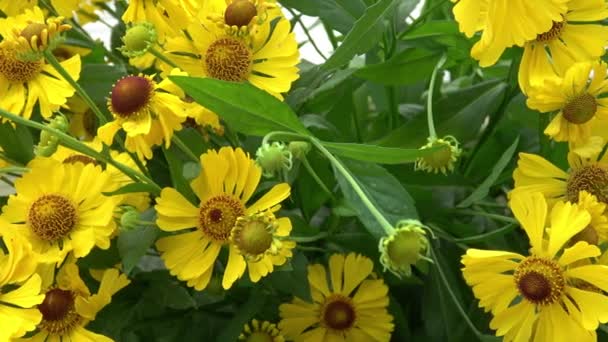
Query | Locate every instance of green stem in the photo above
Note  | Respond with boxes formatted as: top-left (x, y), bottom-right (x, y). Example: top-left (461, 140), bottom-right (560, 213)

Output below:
top-left (429, 245), bottom-right (484, 338)
top-left (171, 135), bottom-right (199, 162)
top-left (301, 156), bottom-right (335, 200)
top-left (0, 109), bottom-right (161, 195)
top-left (453, 223), bottom-right (516, 243)
top-left (426, 54), bottom-right (447, 139)
top-left (43, 50), bottom-right (108, 125)
top-left (149, 47), bottom-right (178, 68)
top-left (322, 22), bottom-right (339, 49)
top-left (386, 86), bottom-right (397, 130)
top-left (286, 8), bottom-right (327, 60)
top-left (455, 209), bottom-right (518, 224)
top-left (310, 137), bottom-right (394, 234)
top-left (398, 0), bottom-right (450, 38)
top-left (291, 232), bottom-right (329, 243)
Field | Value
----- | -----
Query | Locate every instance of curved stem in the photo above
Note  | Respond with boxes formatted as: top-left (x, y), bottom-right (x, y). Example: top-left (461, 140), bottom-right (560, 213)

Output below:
top-left (426, 54), bottom-right (447, 139)
top-left (171, 135), bottom-right (199, 162)
top-left (43, 50), bottom-right (108, 125)
top-left (310, 137), bottom-right (394, 234)
top-left (0, 109), bottom-right (162, 195)
top-left (301, 156), bottom-right (335, 200)
top-left (291, 232), bottom-right (329, 243)
top-left (149, 47), bottom-right (178, 68)
top-left (453, 223), bottom-right (516, 243)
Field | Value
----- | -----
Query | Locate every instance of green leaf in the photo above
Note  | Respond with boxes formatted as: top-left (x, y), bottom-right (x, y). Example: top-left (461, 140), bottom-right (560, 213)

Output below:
top-left (170, 76), bottom-right (310, 136)
top-left (0, 122), bottom-right (35, 164)
top-left (216, 288), bottom-right (266, 342)
top-left (354, 49), bottom-right (441, 85)
top-left (458, 137), bottom-right (519, 207)
top-left (335, 158), bottom-right (418, 239)
top-left (102, 183), bottom-right (159, 196)
top-left (118, 213), bottom-right (160, 274)
top-left (163, 146), bottom-right (197, 204)
top-left (400, 20), bottom-right (461, 40)
top-left (79, 63), bottom-right (127, 107)
top-left (322, 141), bottom-right (440, 164)
top-left (322, 0), bottom-right (400, 70)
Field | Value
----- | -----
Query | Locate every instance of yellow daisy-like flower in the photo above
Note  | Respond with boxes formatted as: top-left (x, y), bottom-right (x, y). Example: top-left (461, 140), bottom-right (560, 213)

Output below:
top-left (228, 210), bottom-right (295, 287)
top-left (451, 0), bottom-right (568, 67)
top-left (239, 319), bottom-right (285, 342)
top-left (97, 69), bottom-right (190, 160)
top-left (122, 0), bottom-right (192, 42)
top-left (28, 261), bottom-right (130, 341)
top-left (0, 7), bottom-right (81, 119)
top-left (511, 151), bottom-right (608, 208)
top-left (206, 0), bottom-right (282, 36)
top-left (0, 0), bottom-right (36, 16)
top-left (527, 61), bottom-right (608, 145)
top-left (164, 14), bottom-right (299, 99)
top-left (570, 191), bottom-right (608, 245)
top-left (0, 232), bottom-right (45, 341)
top-left (51, 142), bottom-right (151, 212)
top-left (0, 157), bottom-right (120, 262)
top-left (279, 253), bottom-right (394, 341)
top-left (519, 1), bottom-right (608, 93)
top-left (155, 146), bottom-right (291, 290)
top-left (462, 192), bottom-right (608, 340)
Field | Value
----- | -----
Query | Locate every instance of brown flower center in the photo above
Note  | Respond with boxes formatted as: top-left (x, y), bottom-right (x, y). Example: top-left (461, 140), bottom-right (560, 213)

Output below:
top-left (63, 154), bottom-right (99, 166)
top-left (322, 295), bottom-right (357, 331)
top-left (109, 75), bottom-right (154, 118)
top-left (198, 195), bottom-right (245, 242)
top-left (0, 47), bottom-right (42, 83)
top-left (567, 165), bottom-right (608, 203)
top-left (225, 0), bottom-right (258, 27)
top-left (536, 21), bottom-right (565, 42)
top-left (514, 257), bottom-right (564, 305)
top-left (563, 93), bottom-right (597, 124)
top-left (205, 37), bottom-right (252, 82)
top-left (28, 194), bottom-right (77, 241)
top-left (38, 288), bottom-right (82, 334)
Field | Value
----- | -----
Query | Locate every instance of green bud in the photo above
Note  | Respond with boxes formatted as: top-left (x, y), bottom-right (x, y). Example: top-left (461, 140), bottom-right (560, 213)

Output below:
top-left (288, 141), bottom-right (311, 160)
top-left (119, 206), bottom-right (141, 231)
top-left (255, 142), bottom-right (292, 178)
top-left (378, 219), bottom-right (430, 278)
top-left (118, 22), bottom-right (157, 58)
top-left (35, 115), bottom-right (69, 157)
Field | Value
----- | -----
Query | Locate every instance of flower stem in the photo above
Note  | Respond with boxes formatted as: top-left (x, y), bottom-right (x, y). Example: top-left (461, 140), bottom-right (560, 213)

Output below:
top-left (291, 232), bottom-right (329, 243)
top-left (43, 50), bottom-right (108, 125)
top-left (149, 47), bottom-right (178, 68)
top-left (171, 135), bottom-right (199, 162)
top-left (301, 156), bottom-right (335, 200)
top-left (426, 54), bottom-right (447, 139)
top-left (0, 108), bottom-right (162, 195)
top-left (455, 209), bottom-right (518, 224)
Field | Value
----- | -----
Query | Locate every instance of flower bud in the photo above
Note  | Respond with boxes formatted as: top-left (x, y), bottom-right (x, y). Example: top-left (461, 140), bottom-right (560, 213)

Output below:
top-left (255, 142), bottom-right (292, 178)
top-left (118, 22), bottom-right (157, 58)
top-left (378, 219), bottom-right (430, 278)
top-left (35, 115), bottom-right (69, 157)
top-left (415, 135), bottom-right (462, 175)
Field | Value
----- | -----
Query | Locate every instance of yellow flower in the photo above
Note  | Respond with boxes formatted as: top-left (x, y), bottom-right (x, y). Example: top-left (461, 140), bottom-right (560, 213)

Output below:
top-left (228, 210), bottom-right (295, 287)
top-left (0, 232), bottom-right (45, 340)
top-left (519, 2), bottom-right (608, 93)
top-left (0, 7), bottom-right (81, 119)
top-left (279, 253), bottom-right (394, 341)
top-left (511, 151), bottom-right (608, 208)
top-left (0, 157), bottom-right (120, 262)
top-left (97, 69), bottom-right (191, 160)
top-left (527, 61), bottom-right (608, 145)
top-left (164, 14), bottom-right (299, 99)
top-left (570, 191), bottom-right (608, 245)
top-left (122, 0), bottom-right (192, 42)
top-left (239, 319), bottom-right (285, 342)
top-left (451, 0), bottom-right (568, 67)
top-left (206, 0), bottom-right (282, 36)
top-left (30, 261), bottom-right (130, 341)
top-left (0, 0), bottom-right (36, 16)
top-left (462, 192), bottom-right (608, 340)
top-left (155, 147), bottom-right (291, 290)
top-left (50, 142), bottom-right (151, 212)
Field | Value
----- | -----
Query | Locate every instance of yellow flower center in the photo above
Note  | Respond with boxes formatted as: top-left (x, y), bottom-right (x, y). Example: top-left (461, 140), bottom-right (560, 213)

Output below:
top-left (38, 288), bottom-right (82, 334)
top-left (246, 332), bottom-right (273, 342)
top-left (567, 165), bottom-right (608, 203)
top-left (232, 213), bottom-right (276, 260)
top-left (205, 37), bottom-right (252, 82)
top-left (62, 154), bottom-right (99, 166)
top-left (225, 0), bottom-right (258, 27)
top-left (321, 295), bottom-right (357, 331)
top-left (20, 22), bottom-right (48, 49)
top-left (199, 195), bottom-right (245, 242)
top-left (28, 194), bottom-right (78, 241)
top-left (514, 257), bottom-right (565, 305)
top-left (536, 21), bottom-right (565, 42)
top-left (563, 93), bottom-right (597, 124)
top-left (420, 141), bottom-right (454, 169)
top-left (0, 47), bottom-right (42, 83)
top-left (571, 225), bottom-right (599, 246)
top-left (109, 75), bottom-right (154, 118)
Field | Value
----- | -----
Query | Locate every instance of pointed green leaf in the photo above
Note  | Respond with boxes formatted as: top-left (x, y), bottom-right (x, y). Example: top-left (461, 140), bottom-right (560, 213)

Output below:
top-left (322, 141), bottom-right (441, 164)
top-left (170, 76), bottom-right (310, 137)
